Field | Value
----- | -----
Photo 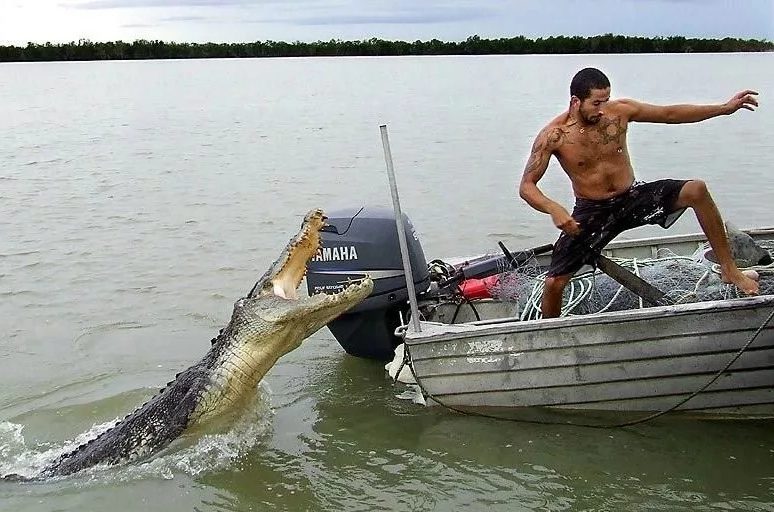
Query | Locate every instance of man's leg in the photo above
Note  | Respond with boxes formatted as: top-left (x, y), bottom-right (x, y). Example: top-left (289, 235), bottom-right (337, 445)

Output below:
top-left (674, 180), bottom-right (759, 295)
top-left (542, 274), bottom-right (573, 318)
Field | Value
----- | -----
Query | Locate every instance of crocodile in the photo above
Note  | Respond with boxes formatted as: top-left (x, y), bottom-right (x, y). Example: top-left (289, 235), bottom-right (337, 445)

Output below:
top-left (3, 209), bottom-right (373, 480)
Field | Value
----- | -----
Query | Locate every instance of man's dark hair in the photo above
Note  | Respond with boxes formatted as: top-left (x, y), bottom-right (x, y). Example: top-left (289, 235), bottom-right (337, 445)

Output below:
top-left (570, 68), bottom-right (610, 100)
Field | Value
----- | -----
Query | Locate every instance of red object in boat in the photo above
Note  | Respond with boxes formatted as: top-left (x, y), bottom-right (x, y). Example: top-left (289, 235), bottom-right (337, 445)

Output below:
top-left (459, 275), bottom-right (499, 300)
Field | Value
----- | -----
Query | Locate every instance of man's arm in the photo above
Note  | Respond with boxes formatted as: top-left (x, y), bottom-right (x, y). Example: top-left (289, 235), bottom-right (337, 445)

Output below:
top-left (519, 127), bottom-right (580, 236)
top-left (617, 90), bottom-right (758, 124)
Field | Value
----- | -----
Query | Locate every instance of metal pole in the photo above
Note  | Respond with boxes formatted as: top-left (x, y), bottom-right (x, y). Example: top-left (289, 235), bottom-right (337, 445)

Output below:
top-left (379, 125), bottom-right (422, 333)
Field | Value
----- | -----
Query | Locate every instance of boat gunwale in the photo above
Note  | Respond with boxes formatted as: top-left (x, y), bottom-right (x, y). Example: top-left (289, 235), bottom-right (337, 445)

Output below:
top-left (602, 225), bottom-right (774, 251)
top-left (405, 295), bottom-right (774, 344)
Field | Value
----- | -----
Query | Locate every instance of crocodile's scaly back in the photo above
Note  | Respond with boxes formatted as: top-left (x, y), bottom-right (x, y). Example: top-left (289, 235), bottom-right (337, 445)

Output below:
top-left (39, 362), bottom-right (207, 477)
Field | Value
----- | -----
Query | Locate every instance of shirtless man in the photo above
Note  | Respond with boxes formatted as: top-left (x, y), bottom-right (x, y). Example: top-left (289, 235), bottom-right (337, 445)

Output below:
top-left (519, 67), bottom-right (760, 318)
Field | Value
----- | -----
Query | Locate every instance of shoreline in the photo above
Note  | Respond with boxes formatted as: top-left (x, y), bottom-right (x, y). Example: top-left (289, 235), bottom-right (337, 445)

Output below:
top-left (2, 35), bottom-right (771, 63)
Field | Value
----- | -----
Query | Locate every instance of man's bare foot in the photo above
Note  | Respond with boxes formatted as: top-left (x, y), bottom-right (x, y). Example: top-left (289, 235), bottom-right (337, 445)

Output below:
top-left (721, 268), bottom-right (760, 295)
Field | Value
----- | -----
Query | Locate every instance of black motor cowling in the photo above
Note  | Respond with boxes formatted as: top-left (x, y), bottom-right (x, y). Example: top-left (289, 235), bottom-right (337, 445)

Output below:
top-left (306, 206), bottom-right (429, 360)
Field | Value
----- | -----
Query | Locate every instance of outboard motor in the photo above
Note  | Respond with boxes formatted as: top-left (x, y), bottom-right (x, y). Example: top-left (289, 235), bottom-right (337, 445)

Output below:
top-left (306, 206), bottom-right (430, 360)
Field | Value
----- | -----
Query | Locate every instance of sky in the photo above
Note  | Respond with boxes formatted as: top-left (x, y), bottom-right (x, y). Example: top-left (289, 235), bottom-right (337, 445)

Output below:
top-left (1, 0), bottom-right (772, 45)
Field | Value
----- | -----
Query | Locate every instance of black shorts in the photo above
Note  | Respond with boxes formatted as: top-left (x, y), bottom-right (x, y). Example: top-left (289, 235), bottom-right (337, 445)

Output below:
top-left (547, 179), bottom-right (689, 277)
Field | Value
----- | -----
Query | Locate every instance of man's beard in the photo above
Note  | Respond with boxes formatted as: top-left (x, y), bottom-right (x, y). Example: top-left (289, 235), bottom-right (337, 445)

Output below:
top-left (581, 111), bottom-right (602, 124)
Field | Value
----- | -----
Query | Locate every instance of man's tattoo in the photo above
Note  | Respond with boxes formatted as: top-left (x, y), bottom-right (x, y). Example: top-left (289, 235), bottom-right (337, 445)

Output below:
top-left (524, 137), bottom-right (548, 176)
top-left (593, 116), bottom-right (627, 146)
top-left (524, 127), bottom-right (568, 176)
top-left (552, 127), bottom-right (573, 147)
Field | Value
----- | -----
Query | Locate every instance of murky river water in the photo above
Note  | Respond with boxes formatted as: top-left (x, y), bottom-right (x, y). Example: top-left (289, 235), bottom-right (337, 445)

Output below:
top-left (1, 53), bottom-right (773, 511)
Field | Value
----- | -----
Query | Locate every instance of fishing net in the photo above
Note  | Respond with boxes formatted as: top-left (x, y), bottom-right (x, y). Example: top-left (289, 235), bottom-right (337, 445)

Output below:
top-left (487, 239), bottom-right (774, 320)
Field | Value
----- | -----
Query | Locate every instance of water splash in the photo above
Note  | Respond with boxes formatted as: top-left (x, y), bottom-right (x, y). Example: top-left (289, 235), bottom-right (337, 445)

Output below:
top-left (0, 417), bottom-right (120, 479)
top-left (110, 395), bottom-right (273, 483)
top-left (0, 386), bottom-right (273, 483)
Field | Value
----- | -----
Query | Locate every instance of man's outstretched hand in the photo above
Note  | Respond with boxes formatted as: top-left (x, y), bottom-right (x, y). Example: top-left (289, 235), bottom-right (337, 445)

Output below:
top-left (725, 90), bottom-right (759, 114)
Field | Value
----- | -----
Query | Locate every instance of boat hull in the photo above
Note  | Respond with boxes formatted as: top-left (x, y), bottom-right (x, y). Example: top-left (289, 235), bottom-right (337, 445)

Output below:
top-left (404, 229), bottom-right (774, 417)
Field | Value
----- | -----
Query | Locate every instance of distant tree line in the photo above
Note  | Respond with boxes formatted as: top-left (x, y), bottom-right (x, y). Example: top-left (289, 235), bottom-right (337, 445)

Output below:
top-left (1, 34), bottom-right (771, 62)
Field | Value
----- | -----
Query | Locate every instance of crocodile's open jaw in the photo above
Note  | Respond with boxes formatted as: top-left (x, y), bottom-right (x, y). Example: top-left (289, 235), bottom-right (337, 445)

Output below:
top-left (250, 208), bottom-right (373, 320)
top-left (271, 209), bottom-right (326, 300)
top-left (248, 208), bottom-right (373, 331)
top-left (251, 209), bottom-right (327, 300)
